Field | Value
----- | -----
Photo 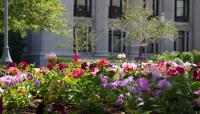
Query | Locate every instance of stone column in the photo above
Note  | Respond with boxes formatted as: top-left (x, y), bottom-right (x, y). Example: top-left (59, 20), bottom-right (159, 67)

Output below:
top-left (94, 0), bottom-right (109, 57)
top-left (192, 0), bottom-right (200, 50)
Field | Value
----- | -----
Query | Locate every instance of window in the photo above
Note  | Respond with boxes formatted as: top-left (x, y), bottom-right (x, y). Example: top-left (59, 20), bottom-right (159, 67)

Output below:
top-left (74, 0), bottom-right (92, 17)
top-left (152, 0), bottom-right (159, 16)
top-left (109, 0), bottom-right (123, 18)
top-left (175, 0), bottom-right (189, 22)
top-left (143, 0), bottom-right (146, 8)
top-left (145, 42), bottom-right (159, 54)
top-left (73, 26), bottom-right (94, 52)
top-left (174, 31), bottom-right (189, 52)
top-left (109, 29), bottom-right (126, 53)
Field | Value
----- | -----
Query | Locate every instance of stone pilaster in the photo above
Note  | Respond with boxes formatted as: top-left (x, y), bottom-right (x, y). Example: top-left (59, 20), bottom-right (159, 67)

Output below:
top-left (94, 0), bottom-right (109, 57)
top-left (161, 0), bottom-right (175, 52)
top-left (192, 0), bottom-right (200, 50)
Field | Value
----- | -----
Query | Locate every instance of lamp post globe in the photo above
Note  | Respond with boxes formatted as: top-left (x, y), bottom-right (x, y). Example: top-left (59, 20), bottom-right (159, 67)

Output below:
top-left (1, 0), bottom-right (12, 63)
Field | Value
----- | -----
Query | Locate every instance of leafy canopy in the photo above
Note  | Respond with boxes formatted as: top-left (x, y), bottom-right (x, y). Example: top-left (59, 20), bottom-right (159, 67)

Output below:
top-left (0, 0), bottom-right (68, 36)
top-left (109, 4), bottom-right (178, 46)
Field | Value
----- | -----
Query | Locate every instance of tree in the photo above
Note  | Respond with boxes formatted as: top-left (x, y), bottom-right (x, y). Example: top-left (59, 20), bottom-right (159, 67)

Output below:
top-left (0, 0), bottom-right (68, 36)
top-left (109, 3), bottom-right (178, 56)
top-left (73, 18), bottom-right (96, 55)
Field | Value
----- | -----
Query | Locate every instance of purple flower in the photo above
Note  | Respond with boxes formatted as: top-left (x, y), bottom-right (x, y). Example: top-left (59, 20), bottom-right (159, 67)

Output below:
top-left (107, 81), bottom-right (121, 89)
top-left (193, 99), bottom-right (200, 103)
top-left (114, 94), bottom-right (124, 106)
top-left (27, 74), bottom-right (33, 80)
top-left (126, 86), bottom-right (136, 92)
top-left (34, 80), bottom-right (40, 88)
top-left (120, 76), bottom-right (133, 87)
top-left (156, 79), bottom-right (172, 89)
top-left (194, 90), bottom-right (200, 95)
top-left (99, 76), bottom-right (108, 87)
top-left (136, 78), bottom-right (150, 92)
top-left (118, 71), bottom-right (125, 77)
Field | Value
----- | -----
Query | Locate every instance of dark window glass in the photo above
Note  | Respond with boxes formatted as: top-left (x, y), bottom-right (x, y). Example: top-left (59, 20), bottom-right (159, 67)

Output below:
top-left (186, 31), bottom-right (189, 51)
top-left (174, 31), bottom-right (185, 52)
top-left (152, 0), bottom-right (159, 16)
top-left (74, 0), bottom-right (92, 17)
top-left (109, 0), bottom-right (123, 18)
top-left (175, 0), bottom-right (189, 22)
top-left (109, 29), bottom-right (126, 52)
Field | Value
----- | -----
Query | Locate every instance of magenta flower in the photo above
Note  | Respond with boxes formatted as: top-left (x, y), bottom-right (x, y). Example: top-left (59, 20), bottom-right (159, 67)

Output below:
top-left (73, 53), bottom-right (80, 61)
top-left (176, 66), bottom-right (185, 74)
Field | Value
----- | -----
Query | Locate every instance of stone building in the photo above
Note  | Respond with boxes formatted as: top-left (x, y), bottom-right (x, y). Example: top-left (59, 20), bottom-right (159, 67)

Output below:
top-left (25, 0), bottom-right (200, 66)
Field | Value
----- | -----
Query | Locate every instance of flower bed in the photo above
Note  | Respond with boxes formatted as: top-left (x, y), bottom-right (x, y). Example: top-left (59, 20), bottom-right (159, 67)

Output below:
top-left (1, 57), bottom-right (200, 114)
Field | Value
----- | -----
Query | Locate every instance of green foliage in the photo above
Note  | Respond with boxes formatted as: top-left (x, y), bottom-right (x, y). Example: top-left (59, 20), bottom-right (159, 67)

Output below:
top-left (0, 0), bottom-right (68, 36)
top-left (73, 19), bottom-right (96, 54)
top-left (192, 50), bottom-right (200, 63)
top-left (109, 4), bottom-right (178, 46)
top-left (148, 51), bottom-right (200, 63)
top-left (179, 52), bottom-right (194, 62)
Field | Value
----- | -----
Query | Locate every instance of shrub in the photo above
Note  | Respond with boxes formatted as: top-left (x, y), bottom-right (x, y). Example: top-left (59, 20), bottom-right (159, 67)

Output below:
top-left (192, 50), bottom-right (200, 63)
top-left (180, 52), bottom-right (194, 63)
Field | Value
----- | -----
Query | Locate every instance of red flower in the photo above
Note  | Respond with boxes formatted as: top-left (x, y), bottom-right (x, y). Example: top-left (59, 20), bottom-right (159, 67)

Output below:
top-left (96, 59), bottom-right (109, 69)
top-left (19, 61), bottom-right (29, 70)
top-left (72, 69), bottom-right (84, 78)
top-left (73, 54), bottom-right (80, 61)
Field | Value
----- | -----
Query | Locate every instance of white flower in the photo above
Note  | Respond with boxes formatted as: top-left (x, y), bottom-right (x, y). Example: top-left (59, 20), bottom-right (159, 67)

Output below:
top-left (0, 87), bottom-right (4, 94)
top-left (45, 52), bottom-right (57, 59)
top-left (118, 53), bottom-right (126, 59)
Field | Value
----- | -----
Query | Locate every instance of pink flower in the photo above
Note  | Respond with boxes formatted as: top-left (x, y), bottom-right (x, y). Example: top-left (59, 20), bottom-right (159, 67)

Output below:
top-left (73, 53), bottom-right (80, 61)
top-left (89, 69), bottom-right (98, 76)
top-left (194, 90), bottom-right (200, 95)
top-left (166, 67), bottom-right (177, 77)
top-left (8, 67), bottom-right (20, 75)
top-left (122, 63), bottom-right (137, 71)
top-left (45, 52), bottom-right (57, 60)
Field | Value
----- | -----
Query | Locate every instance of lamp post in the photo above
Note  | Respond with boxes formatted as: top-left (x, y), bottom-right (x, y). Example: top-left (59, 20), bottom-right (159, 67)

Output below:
top-left (160, 12), bottom-right (165, 54)
top-left (1, 0), bottom-right (12, 63)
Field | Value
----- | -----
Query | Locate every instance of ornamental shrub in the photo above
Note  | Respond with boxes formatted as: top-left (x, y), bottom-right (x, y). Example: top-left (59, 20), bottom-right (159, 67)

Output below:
top-left (180, 52), bottom-right (194, 63)
top-left (192, 50), bottom-right (200, 63)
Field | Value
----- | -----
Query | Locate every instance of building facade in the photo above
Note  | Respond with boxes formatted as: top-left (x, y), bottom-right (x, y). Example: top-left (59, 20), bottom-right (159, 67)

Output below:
top-left (25, 0), bottom-right (200, 66)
